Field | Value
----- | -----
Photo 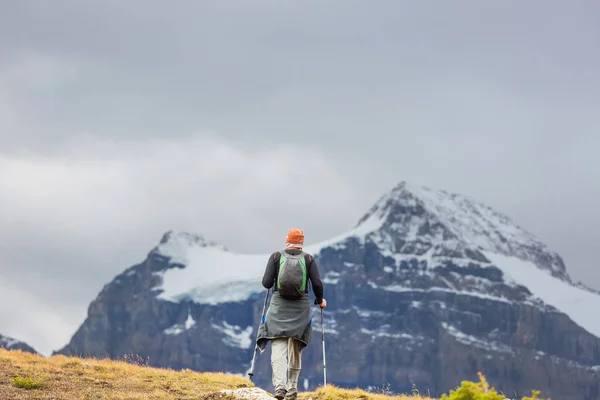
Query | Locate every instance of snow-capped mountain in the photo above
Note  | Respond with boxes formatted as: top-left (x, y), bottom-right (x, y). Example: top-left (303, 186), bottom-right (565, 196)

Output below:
top-left (0, 334), bottom-right (38, 354)
top-left (55, 181), bottom-right (600, 400)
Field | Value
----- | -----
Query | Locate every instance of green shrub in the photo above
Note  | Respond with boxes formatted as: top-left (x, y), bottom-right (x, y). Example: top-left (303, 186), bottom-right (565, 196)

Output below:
top-left (522, 390), bottom-right (542, 400)
top-left (441, 372), bottom-right (543, 400)
top-left (10, 374), bottom-right (44, 390)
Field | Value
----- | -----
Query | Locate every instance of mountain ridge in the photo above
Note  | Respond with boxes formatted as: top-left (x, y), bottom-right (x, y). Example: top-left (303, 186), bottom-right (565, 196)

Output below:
top-left (143, 180), bottom-right (600, 340)
top-left (0, 333), bottom-right (39, 354)
top-left (148, 180), bottom-right (585, 307)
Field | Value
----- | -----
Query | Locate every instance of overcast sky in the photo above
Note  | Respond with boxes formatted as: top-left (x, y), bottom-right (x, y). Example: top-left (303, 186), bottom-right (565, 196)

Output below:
top-left (1, 1), bottom-right (599, 356)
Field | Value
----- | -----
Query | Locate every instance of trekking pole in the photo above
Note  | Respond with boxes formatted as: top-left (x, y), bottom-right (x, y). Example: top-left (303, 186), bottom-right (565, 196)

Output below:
top-left (248, 288), bottom-right (270, 380)
top-left (321, 307), bottom-right (326, 387)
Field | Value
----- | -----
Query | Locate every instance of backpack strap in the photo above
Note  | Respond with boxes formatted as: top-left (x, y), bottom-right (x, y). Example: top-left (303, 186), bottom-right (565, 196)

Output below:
top-left (275, 250), bottom-right (310, 264)
top-left (272, 251), bottom-right (280, 262)
top-left (272, 251), bottom-right (282, 290)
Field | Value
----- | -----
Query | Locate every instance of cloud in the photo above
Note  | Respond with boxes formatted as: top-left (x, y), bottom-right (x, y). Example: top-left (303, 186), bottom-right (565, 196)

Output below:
top-left (2, 0), bottom-right (600, 355)
top-left (1, 133), bottom-right (374, 247)
top-left (0, 280), bottom-right (79, 357)
top-left (0, 134), bottom-right (375, 355)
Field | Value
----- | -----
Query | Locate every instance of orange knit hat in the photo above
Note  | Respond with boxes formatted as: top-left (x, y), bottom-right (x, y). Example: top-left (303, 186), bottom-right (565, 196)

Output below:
top-left (286, 228), bottom-right (304, 245)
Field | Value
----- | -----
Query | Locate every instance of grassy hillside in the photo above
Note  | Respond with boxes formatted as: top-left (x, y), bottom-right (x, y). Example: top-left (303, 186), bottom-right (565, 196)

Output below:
top-left (0, 348), bottom-right (543, 399)
top-left (0, 348), bottom-right (435, 399)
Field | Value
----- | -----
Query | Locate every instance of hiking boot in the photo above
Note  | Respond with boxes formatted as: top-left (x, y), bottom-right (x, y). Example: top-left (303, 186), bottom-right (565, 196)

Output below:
top-left (273, 389), bottom-right (286, 399)
top-left (284, 393), bottom-right (298, 400)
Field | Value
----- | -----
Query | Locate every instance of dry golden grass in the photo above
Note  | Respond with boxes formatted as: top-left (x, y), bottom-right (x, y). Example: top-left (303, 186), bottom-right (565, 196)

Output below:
top-left (0, 348), bottom-right (249, 399)
top-left (0, 347), bottom-right (435, 399)
top-left (298, 384), bottom-right (436, 400)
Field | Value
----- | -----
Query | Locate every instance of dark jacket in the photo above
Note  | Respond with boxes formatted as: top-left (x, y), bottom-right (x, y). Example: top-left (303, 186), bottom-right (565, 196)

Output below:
top-left (262, 249), bottom-right (324, 305)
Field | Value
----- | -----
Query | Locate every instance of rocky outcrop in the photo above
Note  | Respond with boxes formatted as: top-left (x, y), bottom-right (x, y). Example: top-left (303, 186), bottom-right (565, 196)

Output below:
top-left (0, 334), bottom-right (39, 354)
top-left (55, 181), bottom-right (600, 400)
top-left (55, 250), bottom-right (261, 375)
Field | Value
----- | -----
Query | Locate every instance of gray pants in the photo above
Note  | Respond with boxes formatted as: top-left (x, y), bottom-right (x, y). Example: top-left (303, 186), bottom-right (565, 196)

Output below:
top-left (271, 337), bottom-right (302, 395)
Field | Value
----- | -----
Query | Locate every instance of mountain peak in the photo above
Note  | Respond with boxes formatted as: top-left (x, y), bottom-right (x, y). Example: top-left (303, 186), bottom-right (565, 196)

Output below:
top-left (158, 231), bottom-right (223, 248)
top-left (355, 180), bottom-right (568, 280)
top-left (153, 230), bottom-right (228, 267)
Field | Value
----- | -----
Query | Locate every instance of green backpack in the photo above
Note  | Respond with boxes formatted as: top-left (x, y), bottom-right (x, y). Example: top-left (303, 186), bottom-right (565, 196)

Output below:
top-left (276, 250), bottom-right (309, 300)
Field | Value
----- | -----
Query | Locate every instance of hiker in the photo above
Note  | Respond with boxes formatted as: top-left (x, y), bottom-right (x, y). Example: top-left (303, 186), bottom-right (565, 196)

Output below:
top-left (256, 228), bottom-right (326, 400)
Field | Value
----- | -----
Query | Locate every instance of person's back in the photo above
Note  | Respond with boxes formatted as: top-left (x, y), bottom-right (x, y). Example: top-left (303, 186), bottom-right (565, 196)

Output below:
top-left (256, 229), bottom-right (326, 400)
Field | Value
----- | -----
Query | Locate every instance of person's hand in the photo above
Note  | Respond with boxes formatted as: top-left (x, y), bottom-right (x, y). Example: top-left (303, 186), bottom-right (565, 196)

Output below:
top-left (318, 298), bottom-right (327, 309)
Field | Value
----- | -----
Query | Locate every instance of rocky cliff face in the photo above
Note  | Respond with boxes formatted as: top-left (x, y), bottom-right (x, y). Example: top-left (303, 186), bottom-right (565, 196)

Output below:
top-left (55, 181), bottom-right (600, 400)
top-left (0, 334), bottom-right (38, 354)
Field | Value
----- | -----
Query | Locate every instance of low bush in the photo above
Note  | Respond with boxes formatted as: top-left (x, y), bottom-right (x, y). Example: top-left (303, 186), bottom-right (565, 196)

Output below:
top-left (10, 374), bottom-right (44, 390)
top-left (440, 372), bottom-right (543, 400)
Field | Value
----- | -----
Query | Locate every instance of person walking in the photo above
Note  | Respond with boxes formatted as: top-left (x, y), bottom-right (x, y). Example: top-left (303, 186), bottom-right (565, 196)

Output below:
top-left (256, 228), bottom-right (326, 400)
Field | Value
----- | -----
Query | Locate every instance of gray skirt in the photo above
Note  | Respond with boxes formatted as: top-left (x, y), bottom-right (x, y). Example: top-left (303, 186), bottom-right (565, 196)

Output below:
top-left (256, 291), bottom-right (313, 352)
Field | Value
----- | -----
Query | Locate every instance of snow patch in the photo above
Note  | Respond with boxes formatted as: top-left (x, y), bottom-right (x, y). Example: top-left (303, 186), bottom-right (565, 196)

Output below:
top-left (403, 182), bottom-right (542, 253)
top-left (164, 310), bottom-right (196, 335)
top-left (311, 312), bottom-right (339, 335)
top-left (185, 313), bottom-right (195, 330)
top-left (0, 335), bottom-right (20, 349)
top-left (154, 243), bottom-right (268, 304)
top-left (322, 271), bottom-right (340, 284)
top-left (361, 328), bottom-right (414, 340)
top-left (343, 306), bottom-right (390, 319)
top-left (152, 206), bottom-right (389, 305)
top-left (378, 282), bottom-right (514, 304)
top-left (484, 252), bottom-right (600, 339)
top-left (211, 321), bottom-right (254, 349)
top-left (164, 325), bottom-right (185, 336)
top-left (442, 322), bottom-right (513, 354)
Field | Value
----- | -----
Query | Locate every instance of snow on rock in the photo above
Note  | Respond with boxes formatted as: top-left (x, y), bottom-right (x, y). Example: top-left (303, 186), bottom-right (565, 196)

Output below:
top-left (164, 309), bottom-right (196, 335)
top-left (149, 181), bottom-right (600, 342)
top-left (380, 283), bottom-right (514, 304)
top-left (322, 271), bottom-right (341, 284)
top-left (0, 334), bottom-right (37, 354)
top-left (310, 311), bottom-right (340, 335)
top-left (185, 313), bottom-right (195, 330)
top-left (484, 252), bottom-right (600, 339)
top-left (158, 231), bottom-right (228, 259)
top-left (152, 207), bottom-right (389, 305)
top-left (442, 322), bottom-right (514, 354)
top-left (360, 327), bottom-right (415, 340)
top-left (164, 325), bottom-right (185, 336)
top-left (338, 306), bottom-right (390, 319)
top-left (405, 183), bottom-right (540, 251)
top-left (211, 321), bottom-right (254, 349)
top-left (153, 239), bottom-right (268, 304)
top-left (361, 181), bottom-right (567, 278)
top-left (0, 335), bottom-right (20, 349)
